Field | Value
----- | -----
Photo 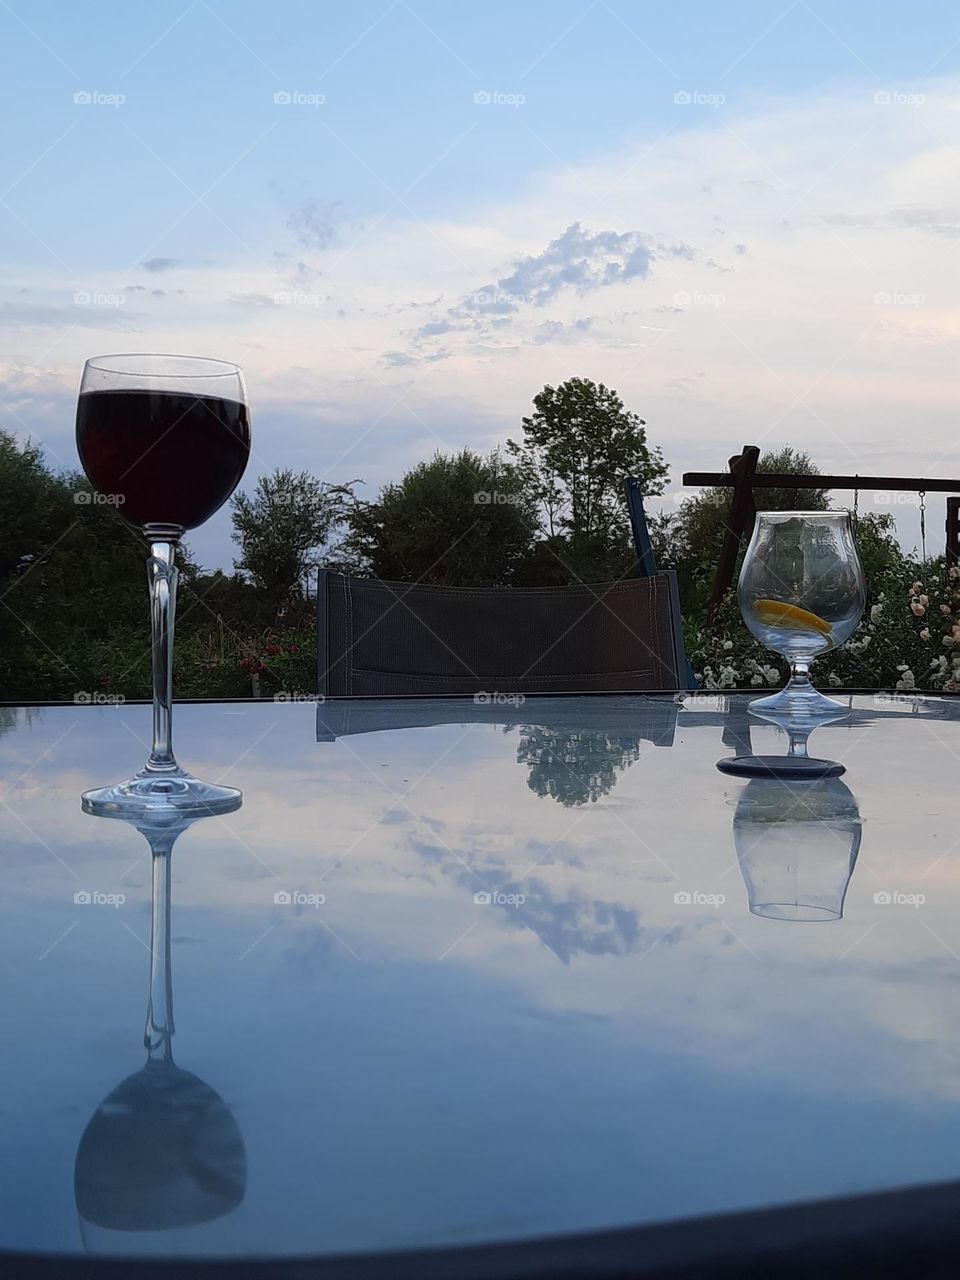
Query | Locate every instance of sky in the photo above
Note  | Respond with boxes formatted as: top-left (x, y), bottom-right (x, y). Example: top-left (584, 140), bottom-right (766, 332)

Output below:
top-left (4, 0), bottom-right (960, 568)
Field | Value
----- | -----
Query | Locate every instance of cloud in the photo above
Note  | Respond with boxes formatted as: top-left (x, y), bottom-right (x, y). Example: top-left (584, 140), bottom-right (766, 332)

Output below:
top-left (287, 199), bottom-right (341, 250)
top-left (497, 221), bottom-right (655, 304)
top-left (531, 316), bottom-right (595, 344)
top-left (141, 257), bottom-right (179, 273)
top-left (414, 222), bottom-right (695, 342)
top-left (0, 302), bottom-right (138, 330)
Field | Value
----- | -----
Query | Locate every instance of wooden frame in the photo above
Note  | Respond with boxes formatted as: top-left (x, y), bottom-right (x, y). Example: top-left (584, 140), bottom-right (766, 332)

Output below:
top-left (683, 445), bottom-right (960, 619)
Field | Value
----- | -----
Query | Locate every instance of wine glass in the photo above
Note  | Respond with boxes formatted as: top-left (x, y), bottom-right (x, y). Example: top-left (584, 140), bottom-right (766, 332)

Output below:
top-left (733, 775), bottom-right (862, 921)
top-left (738, 511), bottom-right (866, 718)
top-left (75, 806), bottom-right (246, 1250)
top-left (76, 354), bottom-right (251, 816)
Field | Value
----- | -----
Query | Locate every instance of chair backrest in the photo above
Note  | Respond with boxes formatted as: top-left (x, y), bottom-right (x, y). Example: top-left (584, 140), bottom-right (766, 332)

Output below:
top-left (317, 570), bottom-right (692, 696)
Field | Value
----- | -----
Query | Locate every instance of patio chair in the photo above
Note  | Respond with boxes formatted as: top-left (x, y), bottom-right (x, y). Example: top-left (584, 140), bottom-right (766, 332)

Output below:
top-left (317, 569), bottom-right (693, 696)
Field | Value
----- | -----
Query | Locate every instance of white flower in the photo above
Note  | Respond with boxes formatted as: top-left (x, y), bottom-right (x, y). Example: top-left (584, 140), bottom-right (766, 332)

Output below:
top-left (870, 603), bottom-right (883, 622)
top-left (896, 669), bottom-right (916, 690)
top-left (951, 565), bottom-right (960, 580)
top-left (827, 671), bottom-right (842, 687)
top-left (750, 673), bottom-right (763, 685)
top-left (920, 628), bottom-right (930, 641)
top-left (722, 639), bottom-right (733, 651)
top-left (719, 664), bottom-right (738, 687)
top-left (763, 666), bottom-right (780, 683)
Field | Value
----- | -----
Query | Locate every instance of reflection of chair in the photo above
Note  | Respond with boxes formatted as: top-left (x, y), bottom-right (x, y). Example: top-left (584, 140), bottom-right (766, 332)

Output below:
top-left (733, 776), bottom-right (861, 921)
top-left (318, 692), bottom-right (678, 746)
top-left (317, 570), bottom-right (692, 696)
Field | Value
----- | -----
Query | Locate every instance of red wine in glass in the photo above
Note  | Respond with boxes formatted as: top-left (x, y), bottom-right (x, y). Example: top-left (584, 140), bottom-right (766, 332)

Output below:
top-left (75, 355), bottom-right (251, 817)
top-left (77, 389), bottom-right (250, 529)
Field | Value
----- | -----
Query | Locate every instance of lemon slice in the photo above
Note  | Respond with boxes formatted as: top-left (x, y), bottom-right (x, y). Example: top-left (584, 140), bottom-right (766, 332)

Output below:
top-left (753, 598), bottom-right (832, 636)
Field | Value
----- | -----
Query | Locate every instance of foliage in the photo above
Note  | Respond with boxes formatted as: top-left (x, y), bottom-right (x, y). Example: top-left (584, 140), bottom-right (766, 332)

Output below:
top-left (507, 377), bottom-right (668, 582)
top-left (651, 447), bottom-right (829, 607)
top-left (3, 401), bottom-right (959, 705)
top-left (515, 727), bottom-right (641, 805)
top-left (236, 625), bottom-right (317, 696)
top-left (686, 520), bottom-right (959, 693)
top-left (344, 448), bottom-right (538, 585)
top-left (231, 469), bottom-right (356, 616)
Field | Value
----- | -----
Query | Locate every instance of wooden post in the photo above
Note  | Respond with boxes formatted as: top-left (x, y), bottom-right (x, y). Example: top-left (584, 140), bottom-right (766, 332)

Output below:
top-left (947, 497), bottom-right (960, 568)
top-left (708, 445), bottom-right (760, 620)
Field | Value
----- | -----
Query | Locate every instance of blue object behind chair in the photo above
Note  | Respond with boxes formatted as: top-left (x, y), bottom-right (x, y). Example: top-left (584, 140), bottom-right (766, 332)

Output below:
top-left (623, 476), bottom-right (658, 579)
top-left (623, 476), bottom-right (697, 689)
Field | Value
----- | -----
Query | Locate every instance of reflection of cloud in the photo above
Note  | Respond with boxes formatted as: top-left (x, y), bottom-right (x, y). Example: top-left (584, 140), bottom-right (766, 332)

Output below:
top-left (456, 865), bottom-right (682, 965)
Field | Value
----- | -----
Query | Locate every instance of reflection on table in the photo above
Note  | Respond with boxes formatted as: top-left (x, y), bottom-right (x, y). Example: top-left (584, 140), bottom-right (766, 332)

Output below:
top-left (733, 776), bottom-right (862, 921)
top-left (74, 807), bottom-right (246, 1253)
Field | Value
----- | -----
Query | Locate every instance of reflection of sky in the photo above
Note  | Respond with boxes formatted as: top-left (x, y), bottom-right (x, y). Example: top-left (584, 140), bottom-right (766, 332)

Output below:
top-left (2, 695), bottom-right (960, 1257)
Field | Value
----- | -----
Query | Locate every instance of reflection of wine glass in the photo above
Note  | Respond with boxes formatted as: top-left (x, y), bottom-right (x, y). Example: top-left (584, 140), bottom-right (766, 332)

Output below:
top-left (76, 354), bottom-right (251, 817)
top-left (738, 512), bottom-right (866, 718)
top-left (733, 776), bottom-right (862, 921)
top-left (75, 804), bottom-right (246, 1251)
top-left (718, 698), bottom-right (850, 779)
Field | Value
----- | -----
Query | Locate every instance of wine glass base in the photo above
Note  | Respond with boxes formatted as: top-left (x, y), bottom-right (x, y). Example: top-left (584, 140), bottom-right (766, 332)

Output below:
top-left (716, 754), bottom-right (845, 779)
top-left (748, 684), bottom-right (848, 721)
top-left (82, 771), bottom-right (242, 818)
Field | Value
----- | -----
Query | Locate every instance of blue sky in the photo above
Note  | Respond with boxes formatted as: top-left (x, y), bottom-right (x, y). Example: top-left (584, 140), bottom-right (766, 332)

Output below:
top-left (4, 0), bottom-right (960, 566)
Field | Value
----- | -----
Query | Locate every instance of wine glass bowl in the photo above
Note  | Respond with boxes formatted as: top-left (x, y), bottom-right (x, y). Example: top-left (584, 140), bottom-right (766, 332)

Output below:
top-left (737, 511), bottom-right (866, 717)
top-left (75, 354), bottom-right (250, 817)
top-left (76, 354), bottom-right (250, 532)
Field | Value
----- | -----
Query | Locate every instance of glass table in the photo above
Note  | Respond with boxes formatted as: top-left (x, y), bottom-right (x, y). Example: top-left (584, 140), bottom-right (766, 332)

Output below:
top-left (2, 692), bottom-right (960, 1275)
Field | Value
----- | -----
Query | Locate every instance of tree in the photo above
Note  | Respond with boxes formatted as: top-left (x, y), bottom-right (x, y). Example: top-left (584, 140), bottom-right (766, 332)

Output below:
top-left (651, 446), bottom-right (830, 603)
top-left (231, 469), bottom-right (356, 616)
top-left (507, 378), bottom-right (668, 582)
top-left (0, 431), bottom-right (68, 581)
top-left (344, 449), bottom-right (539, 585)
top-left (516, 727), bottom-right (641, 806)
top-left (0, 429), bottom-right (173, 700)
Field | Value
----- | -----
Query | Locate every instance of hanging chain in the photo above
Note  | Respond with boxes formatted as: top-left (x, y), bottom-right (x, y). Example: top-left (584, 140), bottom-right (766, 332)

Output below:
top-left (919, 489), bottom-right (927, 563)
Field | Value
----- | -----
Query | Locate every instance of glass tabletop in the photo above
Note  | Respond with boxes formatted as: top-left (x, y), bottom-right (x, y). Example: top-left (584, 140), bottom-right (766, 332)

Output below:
top-left (2, 692), bottom-right (960, 1261)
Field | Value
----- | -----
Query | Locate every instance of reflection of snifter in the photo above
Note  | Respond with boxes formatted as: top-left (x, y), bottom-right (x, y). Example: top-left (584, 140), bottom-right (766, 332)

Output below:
top-left (734, 776), bottom-right (862, 921)
top-left (75, 805), bottom-right (245, 1246)
top-left (718, 700), bottom-right (849, 779)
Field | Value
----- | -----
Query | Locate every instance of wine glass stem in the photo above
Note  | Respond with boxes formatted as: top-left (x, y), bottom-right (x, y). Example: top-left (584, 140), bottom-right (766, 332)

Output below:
top-left (788, 658), bottom-right (812, 691)
top-left (145, 836), bottom-right (175, 1062)
top-left (146, 539), bottom-right (179, 773)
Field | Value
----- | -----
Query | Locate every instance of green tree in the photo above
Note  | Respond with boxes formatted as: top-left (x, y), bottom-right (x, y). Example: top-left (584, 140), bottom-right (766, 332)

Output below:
top-left (516, 727), bottom-right (641, 806)
top-left (507, 377), bottom-right (668, 582)
top-left (231, 469), bottom-right (356, 617)
top-left (0, 430), bottom-right (173, 700)
top-left (652, 446), bottom-right (830, 607)
top-left (344, 448), bottom-right (538, 585)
